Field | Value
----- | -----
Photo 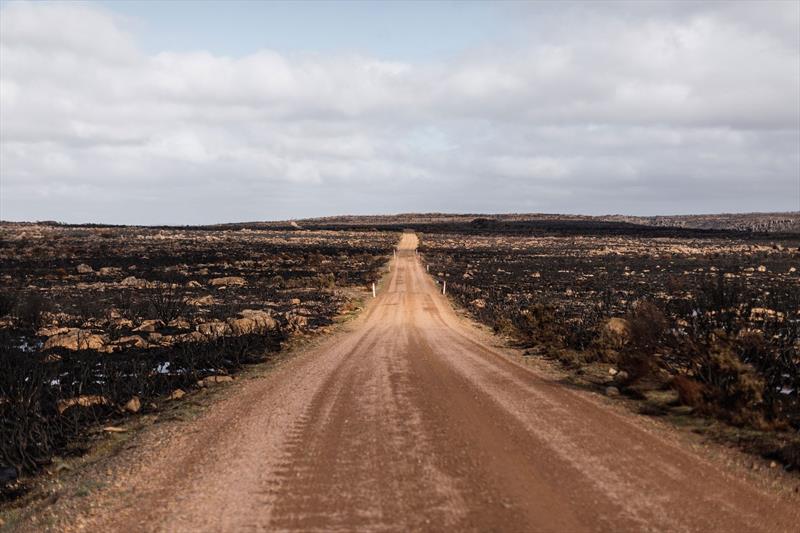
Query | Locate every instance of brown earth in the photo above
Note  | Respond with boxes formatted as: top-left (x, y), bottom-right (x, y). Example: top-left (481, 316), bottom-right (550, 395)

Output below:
top-left (22, 233), bottom-right (799, 532)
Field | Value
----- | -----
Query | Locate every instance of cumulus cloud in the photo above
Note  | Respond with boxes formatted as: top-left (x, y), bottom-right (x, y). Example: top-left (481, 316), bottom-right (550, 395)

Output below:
top-left (0, 0), bottom-right (798, 223)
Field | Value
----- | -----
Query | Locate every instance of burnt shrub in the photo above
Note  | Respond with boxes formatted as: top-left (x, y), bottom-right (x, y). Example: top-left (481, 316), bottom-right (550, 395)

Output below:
top-left (113, 289), bottom-right (149, 320)
top-left (14, 292), bottom-right (49, 331)
top-left (0, 289), bottom-right (17, 317)
top-left (617, 302), bottom-right (667, 385)
top-left (145, 284), bottom-right (188, 323)
top-left (511, 303), bottom-right (564, 347)
top-left (681, 333), bottom-right (768, 427)
top-left (0, 328), bottom-right (286, 489)
top-left (74, 295), bottom-right (109, 320)
top-left (672, 374), bottom-right (705, 408)
top-left (0, 338), bottom-right (65, 478)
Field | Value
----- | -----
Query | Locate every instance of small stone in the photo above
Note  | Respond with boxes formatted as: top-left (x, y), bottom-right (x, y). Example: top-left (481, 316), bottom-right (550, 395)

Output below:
top-left (608, 367), bottom-right (618, 376)
top-left (209, 276), bottom-right (246, 287)
top-left (124, 396), bottom-right (141, 414)
top-left (605, 386), bottom-right (620, 397)
top-left (769, 461), bottom-right (778, 469)
top-left (197, 375), bottom-right (234, 387)
top-left (54, 461), bottom-right (72, 473)
top-left (76, 263), bottom-right (93, 274)
top-left (169, 389), bottom-right (186, 400)
top-left (614, 370), bottom-right (630, 383)
top-left (291, 298), bottom-right (301, 305)
top-left (103, 426), bottom-right (127, 433)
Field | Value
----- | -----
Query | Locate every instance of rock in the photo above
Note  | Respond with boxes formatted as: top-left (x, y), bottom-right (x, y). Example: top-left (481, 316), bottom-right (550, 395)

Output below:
top-left (57, 395), bottom-right (109, 414)
top-left (169, 389), bottom-right (186, 400)
top-left (284, 311), bottom-right (308, 332)
top-left (44, 329), bottom-right (108, 351)
top-left (168, 317), bottom-right (191, 329)
top-left (111, 318), bottom-right (134, 329)
top-left (197, 375), bottom-right (233, 387)
top-left (177, 331), bottom-right (205, 343)
top-left (120, 276), bottom-right (148, 289)
top-left (123, 396), bottom-right (141, 413)
top-left (614, 370), bottom-right (630, 384)
top-left (76, 263), bottom-right (93, 274)
top-left (600, 317), bottom-right (631, 349)
top-left (749, 308), bottom-right (781, 321)
top-left (103, 426), bottom-right (127, 433)
top-left (290, 298), bottom-right (301, 305)
top-left (757, 265), bottom-right (767, 272)
top-left (228, 318), bottom-right (254, 335)
top-left (770, 461), bottom-right (779, 469)
top-left (187, 295), bottom-right (215, 306)
top-left (790, 267), bottom-right (797, 273)
top-left (36, 326), bottom-right (71, 337)
top-left (197, 320), bottom-right (231, 338)
top-left (97, 266), bottom-right (122, 276)
top-left (113, 335), bottom-right (148, 349)
top-left (530, 272), bottom-right (541, 278)
top-left (225, 309), bottom-right (278, 336)
top-left (470, 298), bottom-right (486, 309)
top-left (186, 280), bottom-right (202, 288)
top-left (604, 317), bottom-right (630, 337)
top-left (605, 386), bottom-right (620, 397)
top-left (133, 319), bottom-right (164, 332)
top-left (608, 367), bottom-right (618, 376)
top-left (209, 276), bottom-right (246, 287)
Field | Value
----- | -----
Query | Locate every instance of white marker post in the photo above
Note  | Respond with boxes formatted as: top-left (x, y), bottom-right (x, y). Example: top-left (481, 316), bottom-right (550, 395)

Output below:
top-left (372, 282), bottom-right (376, 298)
top-left (442, 280), bottom-right (446, 296)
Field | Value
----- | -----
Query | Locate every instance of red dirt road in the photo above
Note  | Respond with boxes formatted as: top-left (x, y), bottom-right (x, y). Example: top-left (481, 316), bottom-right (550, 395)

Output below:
top-left (57, 233), bottom-right (798, 532)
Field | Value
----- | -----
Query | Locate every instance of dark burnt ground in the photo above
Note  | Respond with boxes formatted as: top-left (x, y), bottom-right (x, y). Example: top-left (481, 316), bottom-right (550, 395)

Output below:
top-left (0, 225), bottom-right (395, 498)
top-left (418, 229), bottom-right (800, 472)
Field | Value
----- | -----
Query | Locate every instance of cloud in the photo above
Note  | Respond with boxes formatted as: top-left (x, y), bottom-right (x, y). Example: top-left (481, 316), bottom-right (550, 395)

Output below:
top-left (0, 0), bottom-right (798, 224)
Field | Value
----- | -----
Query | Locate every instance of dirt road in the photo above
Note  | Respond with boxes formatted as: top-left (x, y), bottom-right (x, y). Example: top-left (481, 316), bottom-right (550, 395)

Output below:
top-left (57, 233), bottom-right (797, 532)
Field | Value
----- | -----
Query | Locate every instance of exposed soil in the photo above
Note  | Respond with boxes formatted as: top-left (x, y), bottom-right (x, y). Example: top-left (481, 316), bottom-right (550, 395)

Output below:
top-left (7, 233), bottom-right (799, 532)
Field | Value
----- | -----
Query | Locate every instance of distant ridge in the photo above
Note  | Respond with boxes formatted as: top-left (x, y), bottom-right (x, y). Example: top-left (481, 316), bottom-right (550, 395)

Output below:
top-left (2, 212), bottom-right (798, 234)
top-left (295, 212), bottom-right (800, 235)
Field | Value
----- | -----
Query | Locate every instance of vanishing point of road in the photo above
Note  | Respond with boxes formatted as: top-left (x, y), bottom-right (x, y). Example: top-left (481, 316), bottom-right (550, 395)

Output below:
top-left (57, 233), bottom-right (798, 532)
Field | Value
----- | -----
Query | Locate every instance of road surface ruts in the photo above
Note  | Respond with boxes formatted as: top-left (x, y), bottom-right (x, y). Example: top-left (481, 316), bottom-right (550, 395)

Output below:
top-left (59, 233), bottom-right (798, 532)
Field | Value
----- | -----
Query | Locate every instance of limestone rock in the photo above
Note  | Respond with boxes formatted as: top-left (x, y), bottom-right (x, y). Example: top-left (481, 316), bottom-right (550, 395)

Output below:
top-left (44, 329), bottom-right (108, 351)
top-left (197, 375), bottom-right (233, 387)
top-left (209, 276), bottom-right (246, 287)
top-left (169, 389), bottom-right (186, 400)
top-left (197, 320), bottom-right (231, 338)
top-left (133, 319), bottom-right (163, 332)
top-left (120, 276), bottom-right (148, 289)
top-left (114, 335), bottom-right (148, 349)
top-left (123, 396), bottom-right (141, 413)
top-left (57, 395), bottom-right (109, 414)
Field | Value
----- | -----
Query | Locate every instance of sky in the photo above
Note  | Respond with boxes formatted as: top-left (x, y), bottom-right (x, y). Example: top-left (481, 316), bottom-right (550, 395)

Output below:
top-left (0, 0), bottom-right (798, 225)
